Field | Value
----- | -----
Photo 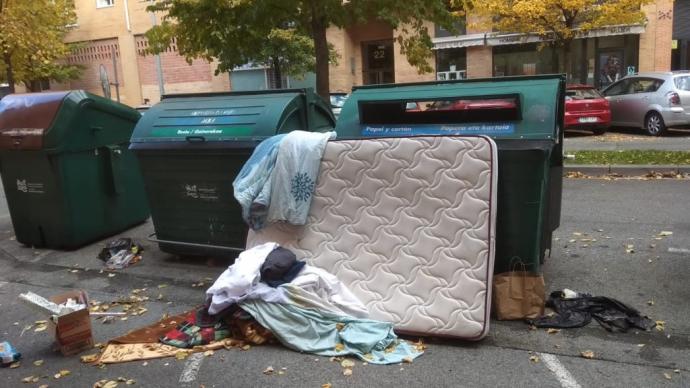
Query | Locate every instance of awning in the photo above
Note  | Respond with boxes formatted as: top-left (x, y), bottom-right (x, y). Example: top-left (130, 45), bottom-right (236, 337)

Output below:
top-left (433, 24), bottom-right (645, 50)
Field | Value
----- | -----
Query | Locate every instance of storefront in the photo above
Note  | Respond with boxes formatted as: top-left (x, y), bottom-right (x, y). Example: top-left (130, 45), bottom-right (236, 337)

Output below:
top-left (433, 25), bottom-right (643, 88)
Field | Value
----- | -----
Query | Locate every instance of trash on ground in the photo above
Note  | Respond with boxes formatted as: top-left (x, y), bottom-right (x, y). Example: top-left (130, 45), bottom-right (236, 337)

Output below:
top-left (19, 290), bottom-right (93, 355)
top-left (98, 238), bottom-right (143, 270)
top-left (1, 341), bottom-right (21, 366)
top-left (529, 290), bottom-right (655, 332)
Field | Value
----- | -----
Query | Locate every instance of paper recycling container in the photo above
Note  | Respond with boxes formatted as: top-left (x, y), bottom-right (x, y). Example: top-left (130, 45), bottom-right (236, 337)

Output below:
top-left (0, 91), bottom-right (150, 249)
top-left (129, 88), bottom-right (335, 257)
top-left (334, 75), bottom-right (566, 273)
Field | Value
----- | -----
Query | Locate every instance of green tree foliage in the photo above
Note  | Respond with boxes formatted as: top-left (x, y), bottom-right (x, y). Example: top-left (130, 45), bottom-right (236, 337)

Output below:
top-left (473, 0), bottom-right (650, 75)
top-left (146, 0), bottom-right (464, 97)
top-left (0, 0), bottom-right (82, 93)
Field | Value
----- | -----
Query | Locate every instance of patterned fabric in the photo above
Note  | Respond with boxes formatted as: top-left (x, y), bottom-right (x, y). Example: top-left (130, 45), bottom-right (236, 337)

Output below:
top-left (160, 309), bottom-right (232, 349)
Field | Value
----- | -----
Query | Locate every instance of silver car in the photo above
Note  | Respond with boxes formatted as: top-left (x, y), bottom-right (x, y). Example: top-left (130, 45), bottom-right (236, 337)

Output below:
top-left (601, 71), bottom-right (690, 136)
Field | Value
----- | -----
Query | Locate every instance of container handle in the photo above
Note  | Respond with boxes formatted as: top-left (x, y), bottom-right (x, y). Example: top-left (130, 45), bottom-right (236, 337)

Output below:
top-left (186, 136), bottom-right (206, 143)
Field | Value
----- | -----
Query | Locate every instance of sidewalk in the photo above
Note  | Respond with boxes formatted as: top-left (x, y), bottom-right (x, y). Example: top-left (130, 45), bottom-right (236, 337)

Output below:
top-left (564, 129), bottom-right (690, 152)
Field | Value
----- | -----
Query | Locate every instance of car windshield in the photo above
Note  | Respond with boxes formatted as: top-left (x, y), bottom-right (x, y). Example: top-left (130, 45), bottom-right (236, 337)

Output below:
top-left (330, 94), bottom-right (348, 108)
top-left (566, 88), bottom-right (602, 100)
top-left (674, 76), bottom-right (690, 91)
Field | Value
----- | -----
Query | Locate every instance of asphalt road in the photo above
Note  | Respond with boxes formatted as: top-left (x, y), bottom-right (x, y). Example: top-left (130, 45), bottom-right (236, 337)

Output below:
top-left (0, 177), bottom-right (689, 387)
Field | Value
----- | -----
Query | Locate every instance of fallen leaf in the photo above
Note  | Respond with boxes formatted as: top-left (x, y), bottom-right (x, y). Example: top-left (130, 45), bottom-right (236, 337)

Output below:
top-left (81, 354), bottom-right (100, 363)
top-left (263, 366), bottom-right (274, 375)
top-left (528, 325), bottom-right (537, 331)
top-left (655, 321), bottom-right (665, 331)
top-left (241, 344), bottom-right (251, 351)
top-left (335, 322), bottom-right (345, 331)
top-left (402, 356), bottom-right (413, 364)
top-left (568, 239), bottom-right (576, 243)
top-left (663, 372), bottom-right (672, 380)
top-left (120, 317), bottom-right (128, 321)
top-left (10, 362), bottom-right (20, 368)
top-left (35, 320), bottom-right (47, 325)
top-left (126, 380), bottom-right (135, 385)
top-left (142, 362), bottom-right (148, 366)
top-left (580, 350), bottom-right (595, 359)
top-left (647, 300), bottom-right (655, 306)
top-left (38, 384), bottom-right (48, 388)
top-left (157, 284), bottom-right (168, 288)
top-left (637, 344), bottom-right (645, 347)
top-left (322, 384), bottom-right (332, 388)
top-left (204, 350), bottom-right (214, 357)
top-left (117, 377), bottom-right (127, 382)
top-left (658, 231), bottom-right (673, 237)
top-left (343, 368), bottom-right (353, 376)
top-left (674, 369), bottom-right (680, 373)
top-left (625, 244), bottom-right (635, 254)
top-left (334, 343), bottom-right (345, 352)
top-left (547, 328), bottom-right (560, 334)
top-left (529, 355), bottom-right (540, 363)
top-left (573, 232), bottom-right (582, 236)
top-left (278, 370), bottom-right (285, 376)
top-left (21, 376), bottom-right (39, 383)
top-left (108, 273), bottom-right (115, 278)
top-left (341, 359), bottom-right (355, 368)
top-left (33, 360), bottom-right (44, 366)
top-left (34, 324), bottom-right (48, 332)
top-left (413, 338), bottom-right (427, 352)
top-left (175, 351), bottom-right (190, 360)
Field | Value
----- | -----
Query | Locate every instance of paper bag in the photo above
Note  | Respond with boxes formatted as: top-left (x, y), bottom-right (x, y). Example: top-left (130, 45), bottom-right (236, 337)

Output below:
top-left (493, 270), bottom-right (545, 320)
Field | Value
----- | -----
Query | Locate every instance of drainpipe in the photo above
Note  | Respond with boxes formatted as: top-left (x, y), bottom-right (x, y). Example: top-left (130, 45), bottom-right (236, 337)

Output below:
top-left (149, 12), bottom-right (166, 97)
top-left (123, 0), bottom-right (131, 32)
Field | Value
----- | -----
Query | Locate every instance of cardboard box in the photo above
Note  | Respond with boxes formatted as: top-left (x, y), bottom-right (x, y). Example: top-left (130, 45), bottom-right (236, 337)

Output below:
top-left (48, 290), bottom-right (94, 356)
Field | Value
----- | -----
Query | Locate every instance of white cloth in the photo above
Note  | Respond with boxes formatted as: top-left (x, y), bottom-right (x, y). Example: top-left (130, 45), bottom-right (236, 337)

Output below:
top-left (206, 242), bottom-right (368, 318)
top-left (266, 130), bottom-right (335, 225)
top-left (206, 242), bottom-right (278, 314)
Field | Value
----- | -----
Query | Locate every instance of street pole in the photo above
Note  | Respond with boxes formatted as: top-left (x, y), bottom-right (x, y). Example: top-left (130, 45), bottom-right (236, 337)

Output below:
top-left (149, 12), bottom-right (165, 98)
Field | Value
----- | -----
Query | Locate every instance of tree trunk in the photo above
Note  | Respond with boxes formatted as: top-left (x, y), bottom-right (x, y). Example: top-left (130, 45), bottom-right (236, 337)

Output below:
top-left (3, 52), bottom-right (15, 94)
top-left (550, 45), bottom-right (559, 74)
top-left (271, 57), bottom-right (282, 89)
top-left (311, 18), bottom-right (330, 99)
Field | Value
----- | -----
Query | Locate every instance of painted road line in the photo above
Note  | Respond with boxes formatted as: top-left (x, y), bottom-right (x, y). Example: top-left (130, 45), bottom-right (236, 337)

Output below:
top-left (179, 353), bottom-right (204, 384)
top-left (539, 353), bottom-right (582, 388)
top-left (668, 247), bottom-right (690, 254)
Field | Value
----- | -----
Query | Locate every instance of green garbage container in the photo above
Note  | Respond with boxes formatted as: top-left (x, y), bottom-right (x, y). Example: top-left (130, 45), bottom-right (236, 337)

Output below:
top-left (129, 88), bottom-right (335, 257)
top-left (335, 75), bottom-right (566, 273)
top-left (0, 91), bottom-right (150, 249)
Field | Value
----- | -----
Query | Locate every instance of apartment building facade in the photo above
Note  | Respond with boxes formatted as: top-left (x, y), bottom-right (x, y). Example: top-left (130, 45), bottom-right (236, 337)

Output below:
top-left (52, 0), bottom-right (681, 107)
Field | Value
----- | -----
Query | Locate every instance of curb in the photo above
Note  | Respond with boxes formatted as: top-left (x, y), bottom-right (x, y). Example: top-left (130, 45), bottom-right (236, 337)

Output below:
top-left (564, 164), bottom-right (690, 176)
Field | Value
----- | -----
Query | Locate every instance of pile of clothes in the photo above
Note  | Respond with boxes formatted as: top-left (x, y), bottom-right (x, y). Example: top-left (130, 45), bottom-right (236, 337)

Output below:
top-left (99, 243), bottom-right (422, 365)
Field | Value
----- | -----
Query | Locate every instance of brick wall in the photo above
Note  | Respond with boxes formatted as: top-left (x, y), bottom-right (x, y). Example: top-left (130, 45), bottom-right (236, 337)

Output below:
top-left (639, 0), bottom-right (674, 72)
top-left (66, 38), bottom-right (124, 97)
top-left (135, 36), bottom-right (212, 85)
top-left (394, 21), bottom-right (436, 83)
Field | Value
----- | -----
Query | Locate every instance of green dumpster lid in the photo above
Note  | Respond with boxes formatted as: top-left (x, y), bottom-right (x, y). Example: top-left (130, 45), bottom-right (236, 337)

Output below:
top-left (0, 90), bottom-right (141, 151)
top-left (129, 88), bottom-right (335, 147)
top-left (335, 74), bottom-right (565, 141)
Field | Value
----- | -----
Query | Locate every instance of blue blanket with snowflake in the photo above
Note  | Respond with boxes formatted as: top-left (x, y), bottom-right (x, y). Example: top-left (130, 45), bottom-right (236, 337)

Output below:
top-left (233, 130), bottom-right (336, 230)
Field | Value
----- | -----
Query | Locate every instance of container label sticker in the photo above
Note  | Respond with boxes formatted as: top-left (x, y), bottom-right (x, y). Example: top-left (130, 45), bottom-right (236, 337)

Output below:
top-left (149, 127), bottom-right (252, 138)
top-left (16, 179), bottom-right (45, 194)
top-left (184, 184), bottom-right (219, 201)
top-left (360, 123), bottom-right (515, 137)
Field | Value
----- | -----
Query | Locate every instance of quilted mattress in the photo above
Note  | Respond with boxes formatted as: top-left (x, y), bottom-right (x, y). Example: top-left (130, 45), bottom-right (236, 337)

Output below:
top-left (247, 135), bottom-right (497, 340)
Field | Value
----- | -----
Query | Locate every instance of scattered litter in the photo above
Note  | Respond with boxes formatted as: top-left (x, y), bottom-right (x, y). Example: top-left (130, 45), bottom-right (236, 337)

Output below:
top-left (1, 341), bottom-right (21, 366)
top-left (19, 291), bottom-right (86, 317)
top-left (580, 350), bottom-right (595, 359)
top-left (98, 238), bottom-right (143, 270)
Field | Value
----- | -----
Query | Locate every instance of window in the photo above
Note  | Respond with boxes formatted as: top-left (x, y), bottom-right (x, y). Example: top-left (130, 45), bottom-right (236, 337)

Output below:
top-left (602, 79), bottom-right (630, 96)
top-left (674, 76), bottom-right (690, 91)
top-left (629, 78), bottom-right (664, 94)
top-left (96, 0), bottom-right (114, 8)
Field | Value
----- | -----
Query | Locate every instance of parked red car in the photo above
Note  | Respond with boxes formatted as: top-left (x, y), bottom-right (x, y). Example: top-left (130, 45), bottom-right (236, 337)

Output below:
top-left (564, 84), bottom-right (611, 135)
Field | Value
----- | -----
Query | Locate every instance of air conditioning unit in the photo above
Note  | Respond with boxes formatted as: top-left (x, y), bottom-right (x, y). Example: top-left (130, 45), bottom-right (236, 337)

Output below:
top-left (436, 70), bottom-right (467, 81)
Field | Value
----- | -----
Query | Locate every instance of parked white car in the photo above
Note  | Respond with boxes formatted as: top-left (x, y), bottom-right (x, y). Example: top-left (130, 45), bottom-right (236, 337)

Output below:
top-left (601, 71), bottom-right (690, 136)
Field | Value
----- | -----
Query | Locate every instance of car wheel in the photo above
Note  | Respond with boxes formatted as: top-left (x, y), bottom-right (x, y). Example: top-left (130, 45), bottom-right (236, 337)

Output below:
top-left (592, 127), bottom-right (606, 135)
top-left (645, 112), bottom-right (666, 136)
